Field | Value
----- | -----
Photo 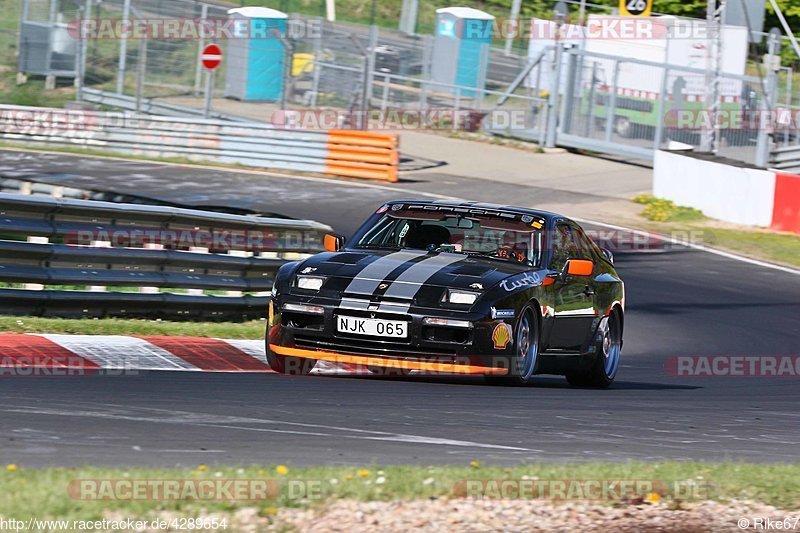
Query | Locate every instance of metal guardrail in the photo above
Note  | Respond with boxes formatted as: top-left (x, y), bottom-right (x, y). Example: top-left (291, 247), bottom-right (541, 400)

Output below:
top-left (770, 144), bottom-right (800, 173)
top-left (0, 193), bottom-right (332, 320)
top-left (0, 104), bottom-right (400, 182)
top-left (81, 88), bottom-right (250, 123)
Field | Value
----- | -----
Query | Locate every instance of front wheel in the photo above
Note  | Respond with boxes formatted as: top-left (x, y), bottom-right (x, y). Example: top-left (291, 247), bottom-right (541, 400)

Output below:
top-left (566, 311), bottom-right (622, 388)
top-left (487, 306), bottom-right (540, 386)
top-left (266, 345), bottom-right (316, 375)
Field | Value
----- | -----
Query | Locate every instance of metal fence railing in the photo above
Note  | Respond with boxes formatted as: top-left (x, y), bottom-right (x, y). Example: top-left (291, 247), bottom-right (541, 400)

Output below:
top-left (0, 192), bottom-right (332, 320)
top-left (80, 87), bottom-right (250, 122)
top-left (10, 0), bottom-right (800, 171)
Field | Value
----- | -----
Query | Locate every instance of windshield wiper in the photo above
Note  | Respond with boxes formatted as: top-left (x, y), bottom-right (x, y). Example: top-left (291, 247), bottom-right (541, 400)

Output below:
top-left (355, 244), bottom-right (403, 250)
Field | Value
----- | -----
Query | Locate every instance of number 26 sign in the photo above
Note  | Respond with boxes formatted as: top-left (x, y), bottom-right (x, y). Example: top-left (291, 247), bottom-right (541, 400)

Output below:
top-left (620, 0), bottom-right (652, 17)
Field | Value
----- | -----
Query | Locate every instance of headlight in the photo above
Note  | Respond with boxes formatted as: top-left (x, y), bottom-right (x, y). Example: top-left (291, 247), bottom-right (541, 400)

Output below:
top-left (296, 276), bottom-right (325, 291)
top-left (283, 303), bottom-right (325, 315)
top-left (447, 289), bottom-right (480, 305)
top-left (423, 317), bottom-right (472, 328)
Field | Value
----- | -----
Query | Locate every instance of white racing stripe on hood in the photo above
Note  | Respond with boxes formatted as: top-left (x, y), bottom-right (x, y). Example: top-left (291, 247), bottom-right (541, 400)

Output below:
top-left (345, 250), bottom-right (427, 296)
top-left (382, 253), bottom-right (466, 300)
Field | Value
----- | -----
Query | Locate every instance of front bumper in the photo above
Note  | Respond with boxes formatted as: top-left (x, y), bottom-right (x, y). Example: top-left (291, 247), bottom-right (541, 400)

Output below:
top-left (268, 295), bottom-right (514, 375)
top-left (269, 344), bottom-right (508, 375)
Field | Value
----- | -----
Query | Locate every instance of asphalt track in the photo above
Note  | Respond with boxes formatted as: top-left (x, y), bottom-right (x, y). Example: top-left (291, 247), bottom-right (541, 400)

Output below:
top-left (1, 149), bottom-right (799, 467)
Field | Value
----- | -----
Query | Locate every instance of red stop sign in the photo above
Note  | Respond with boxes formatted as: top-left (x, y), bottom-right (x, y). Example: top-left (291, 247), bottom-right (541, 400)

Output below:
top-left (201, 43), bottom-right (222, 70)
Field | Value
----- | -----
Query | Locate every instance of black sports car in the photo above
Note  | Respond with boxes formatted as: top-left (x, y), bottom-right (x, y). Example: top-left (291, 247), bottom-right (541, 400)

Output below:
top-left (266, 200), bottom-right (625, 387)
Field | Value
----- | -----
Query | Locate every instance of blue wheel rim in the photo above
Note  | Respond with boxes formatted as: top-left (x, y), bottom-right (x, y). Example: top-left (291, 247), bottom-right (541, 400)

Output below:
top-left (517, 309), bottom-right (538, 380)
top-left (603, 315), bottom-right (621, 379)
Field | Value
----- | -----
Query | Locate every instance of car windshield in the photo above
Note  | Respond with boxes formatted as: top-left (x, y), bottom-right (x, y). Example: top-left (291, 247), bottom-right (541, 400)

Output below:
top-left (355, 204), bottom-right (545, 266)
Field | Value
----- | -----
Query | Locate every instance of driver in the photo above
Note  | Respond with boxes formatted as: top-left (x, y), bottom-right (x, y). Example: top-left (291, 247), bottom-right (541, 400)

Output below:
top-left (496, 231), bottom-right (526, 262)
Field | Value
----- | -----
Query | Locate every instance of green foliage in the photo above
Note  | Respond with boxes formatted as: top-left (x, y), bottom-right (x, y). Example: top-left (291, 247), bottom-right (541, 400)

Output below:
top-left (634, 195), bottom-right (706, 222)
top-left (0, 316), bottom-right (266, 338)
top-left (0, 462), bottom-right (798, 521)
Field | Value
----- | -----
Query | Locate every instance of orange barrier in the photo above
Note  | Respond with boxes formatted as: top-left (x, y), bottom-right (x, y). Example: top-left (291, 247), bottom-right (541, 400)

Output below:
top-left (325, 130), bottom-right (399, 182)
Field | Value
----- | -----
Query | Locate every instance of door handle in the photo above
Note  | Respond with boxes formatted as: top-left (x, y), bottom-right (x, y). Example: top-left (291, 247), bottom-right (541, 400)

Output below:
top-left (582, 286), bottom-right (595, 297)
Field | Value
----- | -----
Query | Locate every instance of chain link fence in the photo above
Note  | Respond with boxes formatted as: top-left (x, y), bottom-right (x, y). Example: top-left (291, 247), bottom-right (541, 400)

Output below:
top-left (7, 0), bottom-right (800, 170)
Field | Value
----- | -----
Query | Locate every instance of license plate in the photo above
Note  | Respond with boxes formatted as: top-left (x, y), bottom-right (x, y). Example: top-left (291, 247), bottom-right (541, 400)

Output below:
top-left (337, 315), bottom-right (407, 338)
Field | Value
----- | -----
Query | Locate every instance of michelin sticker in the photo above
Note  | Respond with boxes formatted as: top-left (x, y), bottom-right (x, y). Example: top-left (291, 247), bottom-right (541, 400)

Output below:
top-left (491, 308), bottom-right (516, 319)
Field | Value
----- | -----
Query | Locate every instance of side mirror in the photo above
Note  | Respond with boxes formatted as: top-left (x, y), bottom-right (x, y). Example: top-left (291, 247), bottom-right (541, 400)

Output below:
top-left (565, 258), bottom-right (594, 277)
top-left (601, 248), bottom-right (614, 264)
top-left (323, 233), bottom-right (346, 252)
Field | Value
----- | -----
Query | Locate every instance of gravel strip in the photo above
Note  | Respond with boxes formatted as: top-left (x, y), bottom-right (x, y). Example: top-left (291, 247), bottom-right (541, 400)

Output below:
top-left (138, 499), bottom-right (798, 532)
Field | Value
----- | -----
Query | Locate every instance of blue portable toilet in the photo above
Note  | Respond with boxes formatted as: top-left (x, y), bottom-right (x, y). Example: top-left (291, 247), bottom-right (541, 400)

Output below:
top-left (430, 7), bottom-right (494, 97)
top-left (224, 7), bottom-right (287, 101)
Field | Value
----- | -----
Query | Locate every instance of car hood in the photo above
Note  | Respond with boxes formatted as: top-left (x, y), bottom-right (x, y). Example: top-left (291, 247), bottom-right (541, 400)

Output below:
top-left (295, 249), bottom-right (532, 304)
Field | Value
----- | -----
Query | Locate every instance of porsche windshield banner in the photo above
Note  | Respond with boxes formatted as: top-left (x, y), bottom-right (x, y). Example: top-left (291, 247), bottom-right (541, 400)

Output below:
top-left (619, 0), bottom-right (653, 17)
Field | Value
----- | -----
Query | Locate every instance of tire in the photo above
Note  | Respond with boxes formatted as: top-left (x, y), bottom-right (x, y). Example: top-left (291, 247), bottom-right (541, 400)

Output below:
top-left (566, 310), bottom-right (622, 388)
top-left (486, 306), bottom-right (540, 386)
top-left (266, 344), bottom-right (316, 375)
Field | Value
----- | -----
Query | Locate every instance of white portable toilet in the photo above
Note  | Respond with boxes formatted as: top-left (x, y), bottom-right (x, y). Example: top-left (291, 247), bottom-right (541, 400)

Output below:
top-left (224, 7), bottom-right (288, 101)
top-left (430, 7), bottom-right (494, 96)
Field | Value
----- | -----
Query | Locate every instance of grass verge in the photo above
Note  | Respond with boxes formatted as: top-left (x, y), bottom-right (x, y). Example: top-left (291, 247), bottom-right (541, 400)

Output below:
top-left (0, 316), bottom-right (265, 339)
top-left (631, 196), bottom-right (800, 269)
top-left (659, 224), bottom-right (800, 269)
top-left (0, 462), bottom-right (797, 523)
top-left (633, 195), bottom-right (706, 223)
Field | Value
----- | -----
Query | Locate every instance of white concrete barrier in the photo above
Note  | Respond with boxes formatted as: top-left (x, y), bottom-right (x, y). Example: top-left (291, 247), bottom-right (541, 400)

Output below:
top-left (654, 150), bottom-right (777, 227)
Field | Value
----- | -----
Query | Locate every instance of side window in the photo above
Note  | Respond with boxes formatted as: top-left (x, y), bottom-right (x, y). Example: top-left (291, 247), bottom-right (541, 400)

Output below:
top-left (551, 224), bottom-right (578, 271)
top-left (574, 226), bottom-right (606, 263)
top-left (573, 226), bottom-right (595, 260)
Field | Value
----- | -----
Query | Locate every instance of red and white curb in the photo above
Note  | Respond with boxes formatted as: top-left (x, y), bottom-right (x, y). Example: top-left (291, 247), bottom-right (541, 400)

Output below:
top-left (0, 334), bottom-right (358, 374)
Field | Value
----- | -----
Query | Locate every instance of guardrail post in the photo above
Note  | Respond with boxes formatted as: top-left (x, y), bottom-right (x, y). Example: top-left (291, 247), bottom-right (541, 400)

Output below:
top-left (203, 69), bottom-right (215, 119)
top-left (24, 236), bottom-right (48, 291)
top-left (380, 74), bottom-right (390, 112)
top-left (89, 238), bottom-right (110, 292)
top-left (139, 242), bottom-right (163, 294)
